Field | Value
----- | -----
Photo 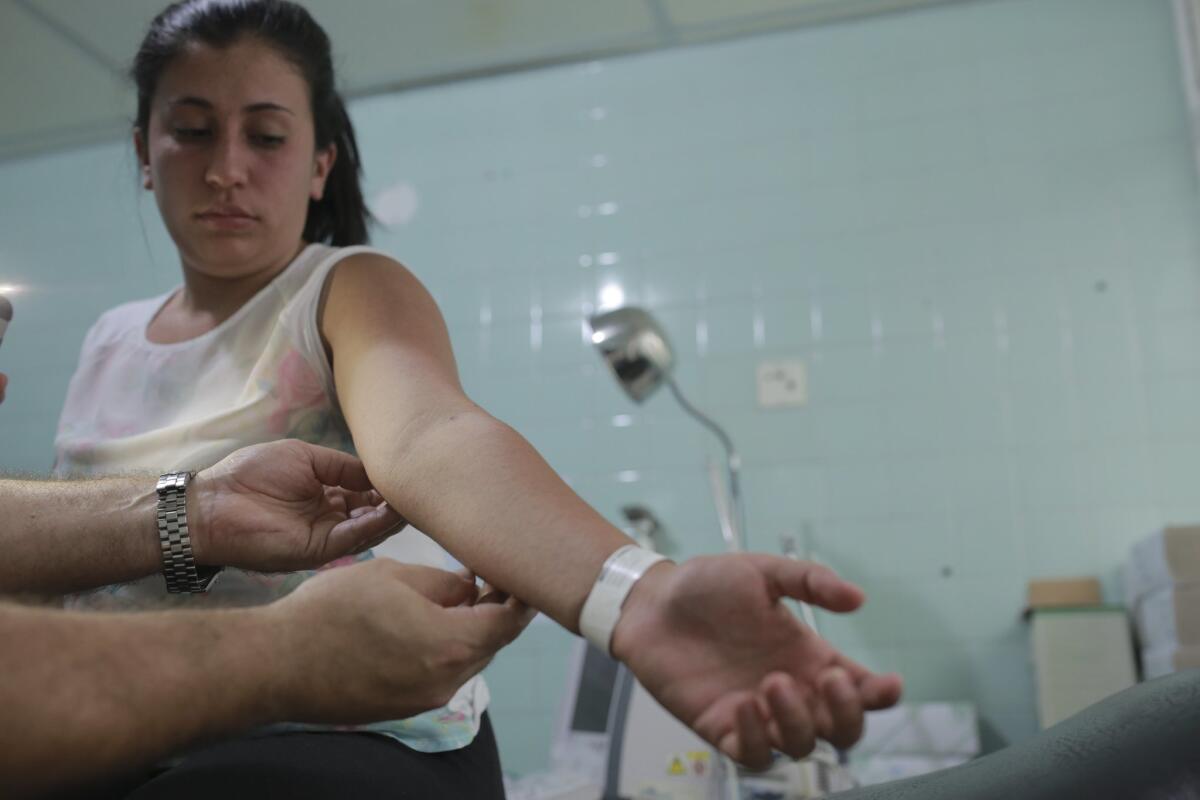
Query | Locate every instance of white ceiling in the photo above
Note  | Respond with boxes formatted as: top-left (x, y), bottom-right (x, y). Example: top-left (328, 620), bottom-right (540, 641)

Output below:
top-left (0, 0), bottom-right (962, 161)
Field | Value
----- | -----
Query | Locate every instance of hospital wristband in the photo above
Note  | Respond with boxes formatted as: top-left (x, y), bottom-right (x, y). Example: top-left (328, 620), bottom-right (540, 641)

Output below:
top-left (579, 544), bottom-right (669, 656)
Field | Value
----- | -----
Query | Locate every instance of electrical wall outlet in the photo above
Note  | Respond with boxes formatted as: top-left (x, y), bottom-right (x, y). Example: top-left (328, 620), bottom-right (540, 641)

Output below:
top-left (757, 359), bottom-right (807, 408)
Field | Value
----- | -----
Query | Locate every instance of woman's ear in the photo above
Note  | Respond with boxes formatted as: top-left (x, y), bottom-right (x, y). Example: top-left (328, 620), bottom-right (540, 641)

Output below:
top-left (310, 142), bottom-right (338, 201)
top-left (134, 128), bottom-right (153, 190)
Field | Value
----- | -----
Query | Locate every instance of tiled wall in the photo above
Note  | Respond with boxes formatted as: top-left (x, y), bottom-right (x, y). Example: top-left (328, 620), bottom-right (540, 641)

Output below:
top-left (1, 0), bottom-right (1197, 777)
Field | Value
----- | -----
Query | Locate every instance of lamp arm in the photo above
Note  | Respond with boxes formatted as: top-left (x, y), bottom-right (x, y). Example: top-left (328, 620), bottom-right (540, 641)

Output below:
top-left (665, 377), bottom-right (747, 551)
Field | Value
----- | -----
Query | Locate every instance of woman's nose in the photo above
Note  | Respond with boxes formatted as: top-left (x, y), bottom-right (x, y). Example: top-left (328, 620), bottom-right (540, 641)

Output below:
top-left (205, 136), bottom-right (248, 189)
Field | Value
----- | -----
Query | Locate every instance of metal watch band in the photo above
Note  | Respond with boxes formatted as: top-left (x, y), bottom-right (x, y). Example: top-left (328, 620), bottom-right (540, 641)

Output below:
top-left (579, 544), bottom-right (668, 656)
top-left (156, 471), bottom-right (220, 593)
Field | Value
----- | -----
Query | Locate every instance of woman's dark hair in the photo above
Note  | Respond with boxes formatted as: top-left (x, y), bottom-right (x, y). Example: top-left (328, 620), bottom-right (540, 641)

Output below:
top-left (132, 0), bottom-right (370, 246)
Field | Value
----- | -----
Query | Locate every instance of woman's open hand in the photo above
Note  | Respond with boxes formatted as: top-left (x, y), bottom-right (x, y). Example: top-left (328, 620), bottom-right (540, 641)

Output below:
top-left (610, 554), bottom-right (903, 769)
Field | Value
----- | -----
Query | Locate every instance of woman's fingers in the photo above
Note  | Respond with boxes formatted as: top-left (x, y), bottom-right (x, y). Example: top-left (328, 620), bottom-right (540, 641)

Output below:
top-left (761, 673), bottom-right (816, 759)
top-left (858, 671), bottom-right (905, 711)
top-left (819, 667), bottom-right (864, 749)
top-left (718, 695), bottom-right (772, 770)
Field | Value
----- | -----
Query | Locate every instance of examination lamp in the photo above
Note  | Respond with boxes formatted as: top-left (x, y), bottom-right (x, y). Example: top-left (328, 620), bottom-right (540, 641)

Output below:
top-left (588, 306), bottom-right (746, 552)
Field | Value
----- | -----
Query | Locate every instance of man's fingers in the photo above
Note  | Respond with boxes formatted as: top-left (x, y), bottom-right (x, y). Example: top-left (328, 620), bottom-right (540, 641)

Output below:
top-left (819, 667), bottom-right (864, 749)
top-left (334, 488), bottom-right (387, 513)
top-left (476, 581), bottom-right (510, 605)
top-left (449, 597), bottom-right (536, 653)
top-left (298, 442), bottom-right (377, 492)
top-left (327, 504), bottom-right (407, 556)
top-left (745, 554), bottom-right (864, 613)
top-left (449, 601), bottom-right (537, 685)
top-left (379, 561), bottom-right (477, 608)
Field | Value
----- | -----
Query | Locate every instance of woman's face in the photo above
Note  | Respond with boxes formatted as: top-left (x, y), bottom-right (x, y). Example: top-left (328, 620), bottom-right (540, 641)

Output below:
top-left (137, 36), bottom-right (336, 277)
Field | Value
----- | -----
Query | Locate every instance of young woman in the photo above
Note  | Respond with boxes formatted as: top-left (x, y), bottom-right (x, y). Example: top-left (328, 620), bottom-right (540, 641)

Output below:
top-left (53, 1), bottom-right (902, 795)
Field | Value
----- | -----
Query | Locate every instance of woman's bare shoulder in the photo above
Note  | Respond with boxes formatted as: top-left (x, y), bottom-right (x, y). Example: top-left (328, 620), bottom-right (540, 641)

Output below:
top-left (320, 250), bottom-right (445, 343)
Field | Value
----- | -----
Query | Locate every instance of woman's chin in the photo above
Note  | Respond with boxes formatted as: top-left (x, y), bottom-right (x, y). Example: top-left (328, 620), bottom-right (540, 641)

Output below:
top-left (179, 236), bottom-right (283, 274)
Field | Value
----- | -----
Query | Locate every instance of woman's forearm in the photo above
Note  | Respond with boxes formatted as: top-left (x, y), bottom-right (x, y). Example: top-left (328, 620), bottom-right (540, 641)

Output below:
top-left (0, 475), bottom-right (162, 594)
top-left (360, 408), bottom-right (633, 631)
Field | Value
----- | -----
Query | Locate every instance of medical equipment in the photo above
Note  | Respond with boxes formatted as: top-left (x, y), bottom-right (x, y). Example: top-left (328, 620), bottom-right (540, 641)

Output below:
top-left (621, 505), bottom-right (664, 551)
top-left (588, 307), bottom-right (745, 552)
top-left (508, 635), bottom-right (853, 800)
top-left (578, 308), bottom-right (856, 798)
top-left (606, 662), bottom-right (730, 799)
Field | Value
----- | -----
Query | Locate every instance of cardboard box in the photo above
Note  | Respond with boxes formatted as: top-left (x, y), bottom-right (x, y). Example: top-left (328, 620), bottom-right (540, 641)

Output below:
top-left (1030, 609), bottom-right (1136, 727)
top-left (1026, 577), bottom-right (1102, 611)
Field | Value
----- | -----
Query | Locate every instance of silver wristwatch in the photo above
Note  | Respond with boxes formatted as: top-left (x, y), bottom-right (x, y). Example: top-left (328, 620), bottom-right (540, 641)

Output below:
top-left (156, 471), bottom-right (221, 593)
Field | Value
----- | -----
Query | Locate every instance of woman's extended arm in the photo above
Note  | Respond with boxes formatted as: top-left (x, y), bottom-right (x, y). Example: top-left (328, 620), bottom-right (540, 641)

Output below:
top-left (322, 254), bottom-right (628, 631)
top-left (322, 253), bottom-right (902, 766)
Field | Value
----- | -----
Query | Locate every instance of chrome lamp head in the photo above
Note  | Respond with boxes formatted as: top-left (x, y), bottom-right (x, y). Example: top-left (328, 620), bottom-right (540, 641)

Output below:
top-left (587, 306), bottom-right (675, 404)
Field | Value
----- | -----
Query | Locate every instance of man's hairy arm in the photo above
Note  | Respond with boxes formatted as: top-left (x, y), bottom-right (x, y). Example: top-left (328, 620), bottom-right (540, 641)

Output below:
top-left (0, 602), bottom-right (282, 797)
top-left (0, 440), bottom-right (405, 595)
top-left (0, 474), bottom-right (161, 594)
top-left (0, 558), bottom-right (533, 798)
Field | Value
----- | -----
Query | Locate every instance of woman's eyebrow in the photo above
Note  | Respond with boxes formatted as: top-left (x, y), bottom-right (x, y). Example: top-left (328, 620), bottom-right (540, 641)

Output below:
top-left (167, 96), bottom-right (294, 116)
top-left (167, 96), bottom-right (213, 110)
top-left (244, 101), bottom-right (295, 116)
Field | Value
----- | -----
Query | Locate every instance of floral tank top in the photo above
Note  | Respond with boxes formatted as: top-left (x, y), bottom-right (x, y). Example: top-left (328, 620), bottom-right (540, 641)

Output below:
top-left (53, 243), bottom-right (488, 753)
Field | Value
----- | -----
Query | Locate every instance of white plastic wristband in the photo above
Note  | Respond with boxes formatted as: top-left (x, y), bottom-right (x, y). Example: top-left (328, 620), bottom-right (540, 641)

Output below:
top-left (579, 544), bottom-right (668, 656)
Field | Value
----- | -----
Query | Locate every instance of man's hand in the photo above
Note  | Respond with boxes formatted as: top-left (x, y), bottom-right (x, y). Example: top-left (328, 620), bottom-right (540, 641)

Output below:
top-left (0, 558), bottom-right (535, 796)
top-left (189, 440), bottom-right (407, 572)
top-left (267, 558), bottom-right (536, 722)
top-left (610, 554), bottom-right (903, 769)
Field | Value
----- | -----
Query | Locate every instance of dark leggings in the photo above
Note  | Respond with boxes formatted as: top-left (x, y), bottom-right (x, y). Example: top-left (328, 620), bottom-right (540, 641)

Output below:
top-left (65, 714), bottom-right (504, 800)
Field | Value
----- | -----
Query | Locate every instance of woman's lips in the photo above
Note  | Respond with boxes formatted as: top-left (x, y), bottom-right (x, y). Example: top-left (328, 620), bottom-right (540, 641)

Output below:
top-left (196, 211), bottom-right (257, 230)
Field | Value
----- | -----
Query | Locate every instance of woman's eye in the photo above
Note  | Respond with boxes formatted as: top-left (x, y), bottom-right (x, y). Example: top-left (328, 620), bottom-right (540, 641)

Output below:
top-left (173, 127), bottom-right (211, 140)
top-left (252, 134), bottom-right (285, 148)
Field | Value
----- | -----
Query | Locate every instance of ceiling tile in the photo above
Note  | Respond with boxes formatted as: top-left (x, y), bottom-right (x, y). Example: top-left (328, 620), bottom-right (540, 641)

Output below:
top-left (662, 0), bottom-right (957, 32)
top-left (661, 0), bottom-right (831, 27)
top-left (28, 0), bottom-right (167, 70)
top-left (282, 0), bottom-right (660, 91)
top-left (0, 0), bottom-right (131, 154)
top-left (32, 0), bottom-right (660, 93)
top-left (4, 0), bottom-right (959, 159)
